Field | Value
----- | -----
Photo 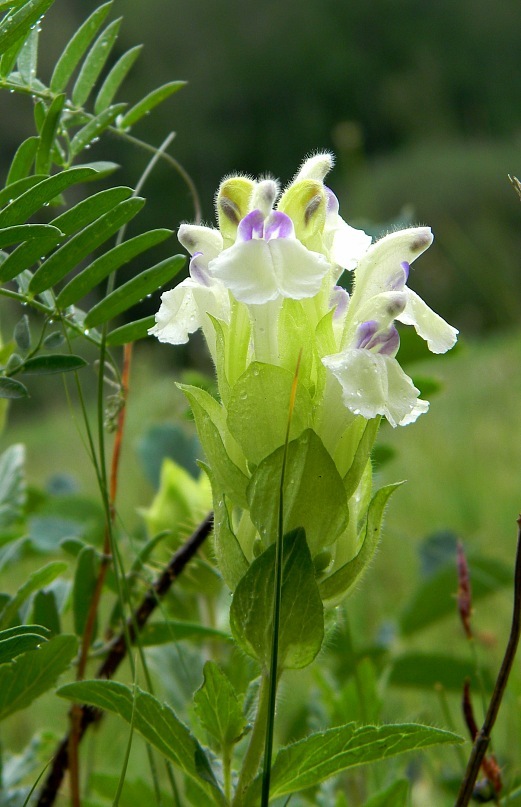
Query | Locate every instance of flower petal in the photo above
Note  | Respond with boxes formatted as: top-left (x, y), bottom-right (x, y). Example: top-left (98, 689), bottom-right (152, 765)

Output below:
top-left (148, 278), bottom-right (230, 347)
top-left (209, 237), bottom-right (330, 305)
top-left (322, 349), bottom-right (428, 427)
top-left (178, 224), bottom-right (223, 264)
top-left (324, 191), bottom-right (372, 272)
top-left (398, 289), bottom-right (459, 354)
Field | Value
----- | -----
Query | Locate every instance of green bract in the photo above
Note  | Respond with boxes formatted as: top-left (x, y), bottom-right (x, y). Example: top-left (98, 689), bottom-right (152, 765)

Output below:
top-left (151, 153), bottom-right (458, 619)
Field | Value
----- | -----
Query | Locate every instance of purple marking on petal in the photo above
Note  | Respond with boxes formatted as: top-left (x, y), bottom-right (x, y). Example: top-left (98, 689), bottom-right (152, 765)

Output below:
top-left (325, 188), bottom-right (339, 215)
top-left (330, 285), bottom-right (349, 319)
top-left (237, 209), bottom-right (265, 242)
top-left (354, 320), bottom-right (379, 349)
top-left (401, 261), bottom-right (410, 281)
top-left (264, 210), bottom-right (294, 241)
top-left (373, 325), bottom-right (400, 356)
top-left (189, 254), bottom-right (212, 287)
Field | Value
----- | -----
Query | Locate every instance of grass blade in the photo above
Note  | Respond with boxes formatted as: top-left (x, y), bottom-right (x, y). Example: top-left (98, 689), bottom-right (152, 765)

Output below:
top-left (50, 1), bottom-right (112, 92)
top-left (118, 81), bottom-right (186, 130)
top-left (84, 254), bottom-right (185, 327)
top-left (71, 17), bottom-right (121, 107)
top-left (28, 196), bottom-right (145, 294)
top-left (94, 44), bottom-right (142, 114)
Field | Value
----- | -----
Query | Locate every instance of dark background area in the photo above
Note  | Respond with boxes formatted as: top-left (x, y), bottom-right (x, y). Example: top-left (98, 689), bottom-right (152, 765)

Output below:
top-left (2, 0), bottom-right (521, 335)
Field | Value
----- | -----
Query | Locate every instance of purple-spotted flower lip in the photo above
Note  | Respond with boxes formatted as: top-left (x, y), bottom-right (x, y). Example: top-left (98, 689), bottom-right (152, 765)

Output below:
top-left (189, 252), bottom-right (212, 287)
top-left (237, 209), bottom-right (294, 242)
top-left (330, 285), bottom-right (350, 319)
top-left (354, 319), bottom-right (400, 356)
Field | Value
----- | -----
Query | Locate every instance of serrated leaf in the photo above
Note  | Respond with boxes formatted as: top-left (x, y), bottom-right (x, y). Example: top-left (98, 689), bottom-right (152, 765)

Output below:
top-left (105, 316), bottom-right (156, 346)
top-left (230, 528), bottom-right (324, 670)
top-left (5, 135), bottom-right (39, 185)
top-left (0, 0), bottom-right (55, 56)
top-left (16, 23), bottom-right (38, 84)
top-left (69, 103), bottom-right (127, 158)
top-left (244, 722), bottom-right (462, 804)
top-left (399, 554), bottom-right (514, 635)
top-left (0, 629), bottom-right (47, 664)
top-left (71, 17), bottom-right (121, 107)
top-left (34, 92), bottom-right (65, 174)
top-left (247, 429), bottom-right (348, 557)
top-left (0, 376), bottom-right (29, 399)
top-left (73, 545), bottom-right (99, 638)
top-left (180, 384), bottom-right (249, 508)
top-left (139, 621), bottom-right (231, 647)
top-left (319, 483), bottom-right (401, 607)
top-left (29, 196), bottom-right (144, 294)
top-left (57, 680), bottom-right (227, 805)
top-left (388, 652), bottom-right (493, 691)
top-left (0, 223), bottom-right (63, 249)
top-left (94, 44), bottom-right (142, 113)
top-left (20, 354), bottom-right (87, 375)
top-left (57, 227), bottom-right (172, 308)
top-left (0, 166), bottom-right (98, 229)
top-left (0, 443), bottom-right (25, 528)
top-left (50, 1), bottom-right (112, 92)
top-left (84, 253), bottom-right (185, 327)
top-left (0, 634), bottom-right (76, 720)
top-left (194, 661), bottom-right (247, 751)
top-left (359, 779), bottom-right (409, 807)
top-left (0, 560), bottom-right (67, 629)
top-left (118, 80), bottom-right (186, 130)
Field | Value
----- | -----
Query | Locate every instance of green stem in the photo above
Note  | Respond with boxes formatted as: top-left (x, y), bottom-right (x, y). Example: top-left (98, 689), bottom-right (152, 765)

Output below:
top-left (232, 673), bottom-right (271, 806)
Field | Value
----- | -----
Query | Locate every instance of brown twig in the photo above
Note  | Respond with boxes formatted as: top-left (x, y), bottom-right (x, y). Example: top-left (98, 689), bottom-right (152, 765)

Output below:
top-left (36, 511), bottom-right (214, 807)
top-left (455, 517), bottom-right (521, 806)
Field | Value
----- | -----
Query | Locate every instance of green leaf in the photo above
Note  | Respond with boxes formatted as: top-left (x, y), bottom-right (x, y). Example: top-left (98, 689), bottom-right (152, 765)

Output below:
top-left (19, 354), bottom-right (87, 375)
top-left (343, 417), bottom-right (381, 498)
top-left (139, 621), bottom-right (231, 647)
top-left (16, 24), bottom-right (38, 84)
top-left (29, 197), bottom-right (144, 294)
top-left (0, 166), bottom-right (98, 228)
top-left (94, 44), bottom-right (142, 113)
top-left (50, 1), bottom-right (113, 93)
top-left (319, 483), bottom-right (401, 607)
top-left (34, 93), bottom-right (66, 175)
top-left (105, 316), bottom-right (155, 346)
top-left (227, 362), bottom-right (313, 466)
top-left (118, 80), bottom-right (186, 130)
top-left (248, 429), bottom-right (348, 557)
top-left (211, 483), bottom-right (248, 591)
top-left (71, 17), bottom-right (121, 107)
top-left (0, 173), bottom-right (45, 209)
top-left (73, 545), bottom-right (99, 638)
top-left (180, 384), bottom-right (249, 508)
top-left (388, 652), bottom-right (493, 691)
top-left (57, 227), bottom-right (172, 308)
top-left (5, 135), bottom-right (39, 185)
top-left (13, 313), bottom-right (30, 350)
top-left (0, 634), bottom-right (76, 720)
top-left (0, 560), bottom-right (67, 629)
top-left (58, 680), bottom-right (227, 805)
top-left (399, 554), bottom-right (514, 635)
top-left (230, 528), bottom-right (324, 670)
top-left (244, 722), bottom-right (463, 803)
top-left (0, 443), bottom-right (25, 528)
top-left (194, 661), bottom-right (247, 751)
top-left (0, 376), bottom-right (29, 399)
top-left (69, 103), bottom-right (127, 158)
top-left (0, 1), bottom-right (27, 12)
top-left (0, 626), bottom-right (48, 664)
top-left (0, 223), bottom-right (63, 249)
top-left (0, 0), bottom-right (55, 56)
top-left (359, 779), bottom-right (409, 807)
top-left (84, 254), bottom-right (186, 328)
top-left (30, 589), bottom-right (61, 636)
